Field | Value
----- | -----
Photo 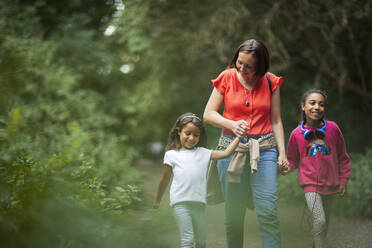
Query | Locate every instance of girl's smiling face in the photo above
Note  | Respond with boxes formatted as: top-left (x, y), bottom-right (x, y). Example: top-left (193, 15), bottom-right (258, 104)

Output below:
top-left (302, 92), bottom-right (326, 125)
top-left (178, 123), bottom-right (201, 150)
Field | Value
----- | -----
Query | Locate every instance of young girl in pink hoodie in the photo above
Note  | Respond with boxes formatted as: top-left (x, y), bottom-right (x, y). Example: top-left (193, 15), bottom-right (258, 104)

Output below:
top-left (284, 89), bottom-right (350, 248)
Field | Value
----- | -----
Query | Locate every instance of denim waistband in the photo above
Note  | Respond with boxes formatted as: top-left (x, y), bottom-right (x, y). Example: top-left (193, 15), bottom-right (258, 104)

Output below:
top-left (222, 133), bottom-right (273, 144)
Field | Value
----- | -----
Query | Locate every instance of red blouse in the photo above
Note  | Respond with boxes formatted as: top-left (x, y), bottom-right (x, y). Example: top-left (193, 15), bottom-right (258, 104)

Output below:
top-left (211, 68), bottom-right (283, 136)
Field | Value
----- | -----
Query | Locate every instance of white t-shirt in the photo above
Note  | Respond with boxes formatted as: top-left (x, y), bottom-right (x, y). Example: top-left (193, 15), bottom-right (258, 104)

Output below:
top-left (164, 147), bottom-right (212, 206)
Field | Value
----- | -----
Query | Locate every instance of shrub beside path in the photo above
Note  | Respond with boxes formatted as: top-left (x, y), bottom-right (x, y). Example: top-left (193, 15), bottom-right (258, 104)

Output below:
top-left (137, 159), bottom-right (372, 248)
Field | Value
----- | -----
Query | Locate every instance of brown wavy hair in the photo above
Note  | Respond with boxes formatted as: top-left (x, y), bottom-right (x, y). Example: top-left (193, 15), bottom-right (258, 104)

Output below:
top-left (165, 112), bottom-right (207, 151)
top-left (227, 39), bottom-right (270, 77)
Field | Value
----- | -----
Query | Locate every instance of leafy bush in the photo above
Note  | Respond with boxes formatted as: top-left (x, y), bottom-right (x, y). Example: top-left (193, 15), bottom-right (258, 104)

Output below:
top-left (0, 106), bottom-right (144, 246)
top-left (333, 149), bottom-right (372, 217)
top-left (0, 6), bottom-right (144, 244)
top-left (0, 1), bottom-right (177, 247)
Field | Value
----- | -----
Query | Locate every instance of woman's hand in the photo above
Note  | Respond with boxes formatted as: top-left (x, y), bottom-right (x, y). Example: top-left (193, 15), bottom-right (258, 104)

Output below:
top-left (231, 120), bottom-right (249, 137)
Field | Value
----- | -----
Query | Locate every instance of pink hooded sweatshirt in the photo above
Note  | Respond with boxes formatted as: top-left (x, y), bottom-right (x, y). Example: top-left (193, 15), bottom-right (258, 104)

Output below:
top-left (287, 120), bottom-right (350, 194)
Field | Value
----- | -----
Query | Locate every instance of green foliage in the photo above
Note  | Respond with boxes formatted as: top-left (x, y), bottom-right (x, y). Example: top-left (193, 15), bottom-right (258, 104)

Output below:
top-left (278, 171), bottom-right (304, 205)
top-left (0, 105), bottom-right (143, 243)
top-left (0, 1), bottom-right (155, 246)
top-left (333, 149), bottom-right (372, 217)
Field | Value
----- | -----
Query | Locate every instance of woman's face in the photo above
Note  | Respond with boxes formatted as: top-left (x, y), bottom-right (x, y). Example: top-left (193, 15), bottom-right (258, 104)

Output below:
top-left (236, 52), bottom-right (256, 83)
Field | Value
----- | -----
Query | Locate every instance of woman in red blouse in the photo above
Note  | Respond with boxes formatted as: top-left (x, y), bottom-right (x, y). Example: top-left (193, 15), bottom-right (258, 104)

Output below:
top-left (204, 39), bottom-right (288, 248)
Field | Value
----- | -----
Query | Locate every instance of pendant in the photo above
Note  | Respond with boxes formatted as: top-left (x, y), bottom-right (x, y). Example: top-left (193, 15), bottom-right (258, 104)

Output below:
top-left (245, 100), bottom-right (249, 106)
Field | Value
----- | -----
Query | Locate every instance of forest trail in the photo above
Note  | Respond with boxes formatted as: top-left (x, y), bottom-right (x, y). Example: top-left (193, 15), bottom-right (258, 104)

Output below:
top-left (135, 159), bottom-right (372, 248)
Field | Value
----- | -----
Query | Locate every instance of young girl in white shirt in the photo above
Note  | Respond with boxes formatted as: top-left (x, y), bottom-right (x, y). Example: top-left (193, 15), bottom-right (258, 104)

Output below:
top-left (154, 112), bottom-right (246, 248)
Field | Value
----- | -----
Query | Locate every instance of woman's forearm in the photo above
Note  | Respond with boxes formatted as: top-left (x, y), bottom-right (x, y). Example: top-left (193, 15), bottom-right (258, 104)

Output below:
top-left (272, 121), bottom-right (286, 156)
top-left (204, 110), bottom-right (233, 129)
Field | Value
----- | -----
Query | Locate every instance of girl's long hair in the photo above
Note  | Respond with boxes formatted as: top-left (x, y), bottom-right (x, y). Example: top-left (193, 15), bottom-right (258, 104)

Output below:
top-left (165, 112), bottom-right (207, 151)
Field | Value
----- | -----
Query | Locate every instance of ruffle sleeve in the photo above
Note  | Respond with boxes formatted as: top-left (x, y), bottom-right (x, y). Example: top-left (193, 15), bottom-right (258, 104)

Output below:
top-left (211, 69), bottom-right (233, 96)
top-left (268, 72), bottom-right (283, 92)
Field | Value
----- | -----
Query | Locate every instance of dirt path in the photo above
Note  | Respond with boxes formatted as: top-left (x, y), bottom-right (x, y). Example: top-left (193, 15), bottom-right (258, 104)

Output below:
top-left (136, 159), bottom-right (372, 248)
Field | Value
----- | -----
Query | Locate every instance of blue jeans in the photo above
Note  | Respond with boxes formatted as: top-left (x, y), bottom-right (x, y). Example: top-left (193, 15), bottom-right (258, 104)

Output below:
top-left (217, 135), bottom-right (281, 248)
top-left (173, 202), bottom-right (206, 248)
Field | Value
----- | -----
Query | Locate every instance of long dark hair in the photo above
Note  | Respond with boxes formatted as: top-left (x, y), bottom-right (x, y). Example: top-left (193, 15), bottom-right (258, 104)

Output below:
top-left (165, 112), bottom-right (207, 151)
top-left (227, 39), bottom-right (270, 77)
top-left (301, 88), bottom-right (328, 124)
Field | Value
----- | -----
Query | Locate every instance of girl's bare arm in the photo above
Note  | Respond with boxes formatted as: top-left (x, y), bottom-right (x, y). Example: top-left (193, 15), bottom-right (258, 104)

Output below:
top-left (153, 164), bottom-right (172, 208)
top-left (210, 136), bottom-right (241, 160)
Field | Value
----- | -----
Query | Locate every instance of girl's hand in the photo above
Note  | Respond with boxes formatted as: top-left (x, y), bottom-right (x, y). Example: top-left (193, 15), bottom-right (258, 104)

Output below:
top-left (231, 120), bottom-right (248, 138)
top-left (339, 184), bottom-right (347, 196)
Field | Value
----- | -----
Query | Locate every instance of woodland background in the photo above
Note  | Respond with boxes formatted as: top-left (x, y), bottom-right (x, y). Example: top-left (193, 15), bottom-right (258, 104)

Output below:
top-left (0, 0), bottom-right (371, 247)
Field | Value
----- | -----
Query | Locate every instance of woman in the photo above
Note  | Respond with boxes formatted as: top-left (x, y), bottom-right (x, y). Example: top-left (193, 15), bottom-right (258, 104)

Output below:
top-left (203, 39), bottom-right (288, 248)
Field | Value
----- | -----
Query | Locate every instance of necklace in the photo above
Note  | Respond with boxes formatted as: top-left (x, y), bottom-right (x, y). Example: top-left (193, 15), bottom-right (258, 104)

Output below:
top-left (244, 88), bottom-right (250, 106)
top-left (237, 72), bottom-right (250, 106)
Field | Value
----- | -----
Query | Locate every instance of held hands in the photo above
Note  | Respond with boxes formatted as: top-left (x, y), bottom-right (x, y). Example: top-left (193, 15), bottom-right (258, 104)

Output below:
top-left (277, 154), bottom-right (290, 175)
top-left (232, 120), bottom-right (249, 138)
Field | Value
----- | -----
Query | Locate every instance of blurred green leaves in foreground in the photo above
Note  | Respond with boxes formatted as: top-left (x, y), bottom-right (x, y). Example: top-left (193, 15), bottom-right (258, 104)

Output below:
top-left (0, 0), bottom-right (155, 246)
top-left (0, 93), bottom-right (144, 246)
